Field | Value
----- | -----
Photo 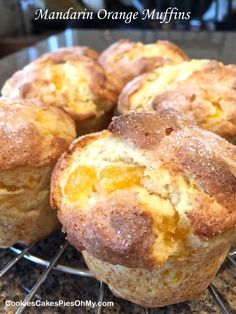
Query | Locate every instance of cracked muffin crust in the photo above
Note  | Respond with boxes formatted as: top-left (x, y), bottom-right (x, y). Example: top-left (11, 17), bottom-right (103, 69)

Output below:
top-left (99, 39), bottom-right (188, 94)
top-left (34, 46), bottom-right (99, 63)
top-left (51, 109), bottom-right (236, 307)
top-left (0, 98), bottom-right (76, 247)
top-left (118, 59), bottom-right (236, 141)
top-left (1, 47), bottom-right (117, 135)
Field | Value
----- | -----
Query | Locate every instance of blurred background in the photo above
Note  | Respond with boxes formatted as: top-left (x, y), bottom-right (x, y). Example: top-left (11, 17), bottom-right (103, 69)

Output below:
top-left (0, 0), bottom-right (236, 58)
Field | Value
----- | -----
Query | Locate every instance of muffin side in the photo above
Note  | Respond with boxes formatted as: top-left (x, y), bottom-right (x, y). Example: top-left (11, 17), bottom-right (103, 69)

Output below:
top-left (0, 98), bottom-right (76, 247)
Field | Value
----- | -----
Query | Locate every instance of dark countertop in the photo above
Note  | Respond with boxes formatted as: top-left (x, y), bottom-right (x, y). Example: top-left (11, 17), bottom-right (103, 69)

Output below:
top-left (0, 29), bottom-right (236, 314)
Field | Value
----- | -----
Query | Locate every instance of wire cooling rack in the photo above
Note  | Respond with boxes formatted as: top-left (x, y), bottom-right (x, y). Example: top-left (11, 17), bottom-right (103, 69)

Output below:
top-left (0, 234), bottom-right (236, 314)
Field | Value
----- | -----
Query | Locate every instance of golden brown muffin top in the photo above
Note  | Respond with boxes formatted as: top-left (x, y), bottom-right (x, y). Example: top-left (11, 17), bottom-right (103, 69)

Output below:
top-left (0, 98), bottom-right (76, 170)
top-left (118, 59), bottom-right (236, 140)
top-left (34, 46), bottom-right (98, 64)
top-left (1, 53), bottom-right (117, 122)
top-left (99, 39), bottom-right (188, 94)
top-left (51, 109), bottom-right (236, 269)
top-left (110, 110), bottom-right (236, 215)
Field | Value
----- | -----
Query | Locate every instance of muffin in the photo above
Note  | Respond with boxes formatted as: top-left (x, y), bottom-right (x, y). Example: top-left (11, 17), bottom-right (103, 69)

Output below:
top-left (99, 39), bottom-right (188, 94)
top-left (0, 98), bottom-right (76, 248)
top-left (51, 109), bottom-right (236, 307)
top-left (1, 49), bottom-right (117, 136)
top-left (118, 59), bottom-right (236, 141)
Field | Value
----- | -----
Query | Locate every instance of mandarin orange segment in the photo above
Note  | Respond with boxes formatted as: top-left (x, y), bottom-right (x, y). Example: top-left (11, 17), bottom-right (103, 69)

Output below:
top-left (35, 111), bottom-right (48, 124)
top-left (209, 105), bottom-right (223, 118)
top-left (51, 66), bottom-right (64, 89)
top-left (99, 165), bottom-right (144, 193)
top-left (158, 212), bottom-right (189, 247)
top-left (64, 166), bottom-right (98, 203)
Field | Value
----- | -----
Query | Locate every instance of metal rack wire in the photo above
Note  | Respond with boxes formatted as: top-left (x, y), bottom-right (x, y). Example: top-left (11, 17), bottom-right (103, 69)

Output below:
top-left (0, 237), bottom-right (235, 314)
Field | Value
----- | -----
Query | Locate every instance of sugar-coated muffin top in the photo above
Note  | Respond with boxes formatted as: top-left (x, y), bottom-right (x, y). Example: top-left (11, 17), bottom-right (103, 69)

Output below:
top-left (0, 98), bottom-right (76, 170)
top-left (118, 59), bottom-right (236, 140)
top-left (99, 39), bottom-right (188, 93)
top-left (2, 49), bottom-right (117, 122)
